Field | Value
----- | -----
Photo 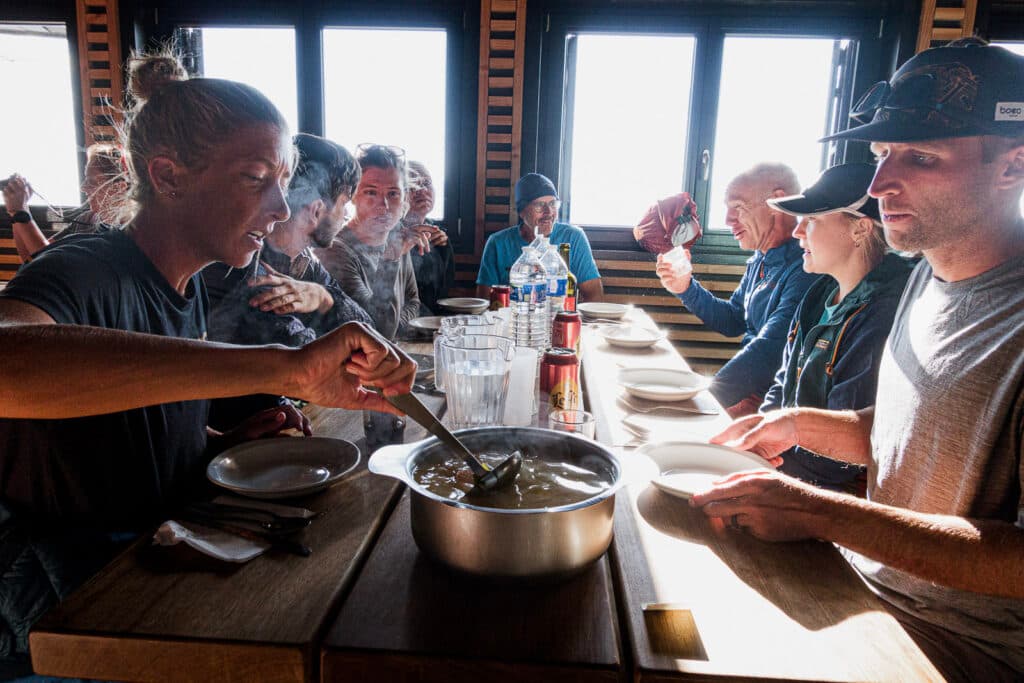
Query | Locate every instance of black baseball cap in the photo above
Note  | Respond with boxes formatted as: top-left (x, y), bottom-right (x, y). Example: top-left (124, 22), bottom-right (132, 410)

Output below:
top-left (823, 42), bottom-right (1024, 142)
top-left (767, 163), bottom-right (880, 222)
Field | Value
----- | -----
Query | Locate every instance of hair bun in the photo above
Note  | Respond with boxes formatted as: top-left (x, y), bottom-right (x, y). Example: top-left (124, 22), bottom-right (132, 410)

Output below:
top-left (127, 53), bottom-right (187, 106)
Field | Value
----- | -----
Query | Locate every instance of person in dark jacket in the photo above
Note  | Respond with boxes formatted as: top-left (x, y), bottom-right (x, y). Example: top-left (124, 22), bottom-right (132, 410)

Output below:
top-left (760, 163), bottom-right (913, 492)
top-left (203, 133), bottom-right (373, 429)
top-left (403, 161), bottom-right (455, 315)
top-left (204, 133), bottom-right (372, 347)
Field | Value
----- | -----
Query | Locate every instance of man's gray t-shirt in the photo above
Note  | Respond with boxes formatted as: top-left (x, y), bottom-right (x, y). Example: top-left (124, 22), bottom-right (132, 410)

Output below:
top-left (845, 255), bottom-right (1024, 670)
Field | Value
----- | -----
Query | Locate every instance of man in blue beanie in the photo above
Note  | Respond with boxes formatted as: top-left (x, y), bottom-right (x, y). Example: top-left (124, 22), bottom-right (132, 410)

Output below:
top-left (476, 173), bottom-right (603, 302)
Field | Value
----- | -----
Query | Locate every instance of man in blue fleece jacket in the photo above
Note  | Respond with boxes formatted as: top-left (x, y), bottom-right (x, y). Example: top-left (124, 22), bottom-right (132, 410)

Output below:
top-left (656, 163), bottom-right (817, 416)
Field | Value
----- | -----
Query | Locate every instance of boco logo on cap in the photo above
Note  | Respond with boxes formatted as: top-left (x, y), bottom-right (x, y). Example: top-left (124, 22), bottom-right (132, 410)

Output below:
top-left (996, 103), bottom-right (1024, 121)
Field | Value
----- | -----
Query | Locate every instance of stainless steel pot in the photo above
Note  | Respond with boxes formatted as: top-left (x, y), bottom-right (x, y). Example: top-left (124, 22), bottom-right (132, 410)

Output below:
top-left (368, 426), bottom-right (623, 579)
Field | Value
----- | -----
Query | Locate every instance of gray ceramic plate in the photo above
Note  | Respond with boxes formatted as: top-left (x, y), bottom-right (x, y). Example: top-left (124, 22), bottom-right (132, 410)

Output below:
top-left (207, 437), bottom-right (360, 500)
top-left (437, 297), bottom-right (490, 314)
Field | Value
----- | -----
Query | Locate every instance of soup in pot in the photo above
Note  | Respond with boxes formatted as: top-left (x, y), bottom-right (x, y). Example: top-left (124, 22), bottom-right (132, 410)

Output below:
top-left (412, 450), bottom-right (613, 509)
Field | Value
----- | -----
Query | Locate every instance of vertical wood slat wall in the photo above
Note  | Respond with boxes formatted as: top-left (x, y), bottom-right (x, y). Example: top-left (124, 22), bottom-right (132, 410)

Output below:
top-left (472, 0), bottom-right (526, 257)
top-left (916, 0), bottom-right (978, 52)
top-left (76, 0), bottom-right (124, 146)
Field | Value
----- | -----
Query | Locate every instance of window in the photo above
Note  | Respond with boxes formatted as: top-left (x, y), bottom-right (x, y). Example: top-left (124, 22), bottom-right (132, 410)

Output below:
top-left (174, 27), bottom-right (299, 135)
top-left (322, 27), bottom-right (447, 218)
top-left (705, 37), bottom-right (840, 229)
top-left (0, 23), bottom-right (80, 206)
top-left (537, 8), bottom-right (877, 239)
top-left (565, 34), bottom-right (696, 226)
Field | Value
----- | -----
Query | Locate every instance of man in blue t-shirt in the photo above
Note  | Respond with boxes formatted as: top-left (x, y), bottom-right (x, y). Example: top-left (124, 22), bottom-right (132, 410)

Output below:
top-left (476, 173), bottom-right (603, 302)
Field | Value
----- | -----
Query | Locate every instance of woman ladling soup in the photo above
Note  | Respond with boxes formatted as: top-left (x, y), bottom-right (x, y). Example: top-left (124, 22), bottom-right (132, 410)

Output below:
top-left (756, 163), bottom-right (913, 493)
top-left (0, 58), bottom-right (413, 670)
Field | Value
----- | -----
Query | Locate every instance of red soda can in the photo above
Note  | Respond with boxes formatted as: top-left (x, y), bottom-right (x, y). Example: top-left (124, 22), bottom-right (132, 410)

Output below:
top-left (489, 285), bottom-right (511, 310)
top-left (540, 348), bottom-right (580, 410)
top-left (551, 310), bottom-right (582, 353)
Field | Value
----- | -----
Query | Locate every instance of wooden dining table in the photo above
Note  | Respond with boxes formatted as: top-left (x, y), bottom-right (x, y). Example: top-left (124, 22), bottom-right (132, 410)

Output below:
top-left (29, 317), bottom-right (941, 682)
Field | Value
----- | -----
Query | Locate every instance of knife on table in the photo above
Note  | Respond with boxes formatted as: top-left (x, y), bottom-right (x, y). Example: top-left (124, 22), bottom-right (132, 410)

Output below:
top-left (179, 514), bottom-right (312, 557)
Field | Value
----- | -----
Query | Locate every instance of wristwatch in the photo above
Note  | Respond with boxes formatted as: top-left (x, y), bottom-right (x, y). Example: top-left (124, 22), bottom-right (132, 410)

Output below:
top-left (10, 210), bottom-right (31, 223)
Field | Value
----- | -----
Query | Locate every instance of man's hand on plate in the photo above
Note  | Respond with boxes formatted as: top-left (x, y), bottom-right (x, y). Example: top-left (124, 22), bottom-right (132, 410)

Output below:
top-left (710, 410), bottom-right (799, 468)
top-left (689, 469), bottom-right (832, 542)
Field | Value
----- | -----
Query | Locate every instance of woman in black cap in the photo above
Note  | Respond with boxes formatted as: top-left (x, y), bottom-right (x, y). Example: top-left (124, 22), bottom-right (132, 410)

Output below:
top-left (759, 162), bottom-right (913, 493)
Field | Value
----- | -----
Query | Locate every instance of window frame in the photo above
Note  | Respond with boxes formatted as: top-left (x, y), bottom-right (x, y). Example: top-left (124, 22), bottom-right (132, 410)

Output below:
top-left (527, 1), bottom-right (895, 251)
top-left (134, 0), bottom-right (479, 253)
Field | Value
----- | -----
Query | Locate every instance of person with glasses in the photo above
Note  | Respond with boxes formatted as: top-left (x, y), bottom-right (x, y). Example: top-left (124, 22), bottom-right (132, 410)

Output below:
top-left (656, 163), bottom-right (818, 418)
top-left (401, 161), bottom-right (455, 315)
top-left (692, 40), bottom-right (1024, 681)
top-left (758, 163), bottom-right (913, 493)
top-left (475, 172), bottom-right (603, 303)
top-left (316, 144), bottom-right (423, 340)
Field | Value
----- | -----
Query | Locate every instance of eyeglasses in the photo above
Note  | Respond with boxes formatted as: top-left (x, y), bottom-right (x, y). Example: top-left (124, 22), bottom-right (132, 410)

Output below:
top-left (527, 199), bottom-right (561, 213)
top-left (356, 143), bottom-right (406, 161)
top-left (849, 72), bottom-right (968, 125)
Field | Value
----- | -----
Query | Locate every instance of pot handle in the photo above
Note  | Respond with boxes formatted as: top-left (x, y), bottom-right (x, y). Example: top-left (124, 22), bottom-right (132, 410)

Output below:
top-left (367, 444), bottom-right (413, 483)
top-left (366, 435), bottom-right (435, 484)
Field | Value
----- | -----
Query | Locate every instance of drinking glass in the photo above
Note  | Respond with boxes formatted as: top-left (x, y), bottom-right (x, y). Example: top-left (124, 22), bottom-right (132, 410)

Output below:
top-left (439, 334), bottom-right (515, 430)
top-left (663, 245), bottom-right (692, 277)
top-left (549, 409), bottom-right (596, 439)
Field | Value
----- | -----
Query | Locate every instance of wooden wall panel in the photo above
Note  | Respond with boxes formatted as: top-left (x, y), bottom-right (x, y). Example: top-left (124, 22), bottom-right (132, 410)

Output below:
top-left (473, 0), bottom-right (527, 259)
top-left (916, 0), bottom-right (978, 52)
top-left (76, 0), bottom-right (124, 145)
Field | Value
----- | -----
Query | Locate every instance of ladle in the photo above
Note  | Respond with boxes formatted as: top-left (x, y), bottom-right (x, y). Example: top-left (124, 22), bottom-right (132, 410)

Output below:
top-left (384, 391), bottom-right (522, 492)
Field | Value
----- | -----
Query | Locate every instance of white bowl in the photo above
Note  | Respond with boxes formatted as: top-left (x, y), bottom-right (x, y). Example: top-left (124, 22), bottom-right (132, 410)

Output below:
top-left (617, 367), bottom-right (710, 401)
top-left (438, 297), bottom-right (490, 315)
top-left (637, 441), bottom-right (772, 500)
top-left (577, 302), bottom-right (631, 320)
top-left (600, 325), bottom-right (667, 349)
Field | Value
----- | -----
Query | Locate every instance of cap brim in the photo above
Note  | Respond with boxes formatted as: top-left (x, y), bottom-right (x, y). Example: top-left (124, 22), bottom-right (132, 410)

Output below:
top-left (768, 192), bottom-right (874, 219)
top-left (820, 118), bottom-right (985, 143)
top-left (767, 194), bottom-right (816, 217)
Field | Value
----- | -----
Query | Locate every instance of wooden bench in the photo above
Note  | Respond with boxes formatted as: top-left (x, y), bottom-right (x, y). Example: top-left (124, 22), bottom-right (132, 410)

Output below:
top-left (593, 250), bottom-right (746, 375)
top-left (0, 231), bottom-right (21, 285)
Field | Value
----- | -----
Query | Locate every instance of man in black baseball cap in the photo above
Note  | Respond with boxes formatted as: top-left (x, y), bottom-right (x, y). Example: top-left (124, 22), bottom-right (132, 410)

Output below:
top-left (691, 40), bottom-right (1024, 681)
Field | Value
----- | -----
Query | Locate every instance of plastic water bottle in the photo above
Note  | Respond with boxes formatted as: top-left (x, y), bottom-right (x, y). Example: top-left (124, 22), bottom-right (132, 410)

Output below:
top-left (533, 234), bottom-right (568, 322)
top-left (509, 246), bottom-right (550, 350)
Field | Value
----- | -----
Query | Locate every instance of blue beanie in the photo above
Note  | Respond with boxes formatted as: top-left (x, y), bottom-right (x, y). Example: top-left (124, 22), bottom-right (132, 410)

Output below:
top-left (515, 173), bottom-right (558, 213)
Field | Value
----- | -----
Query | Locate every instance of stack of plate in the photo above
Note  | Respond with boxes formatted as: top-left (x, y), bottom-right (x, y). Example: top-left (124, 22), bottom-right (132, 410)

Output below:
top-left (617, 367), bottom-right (710, 401)
top-left (577, 302), bottom-right (631, 321)
top-left (437, 297), bottom-right (490, 315)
